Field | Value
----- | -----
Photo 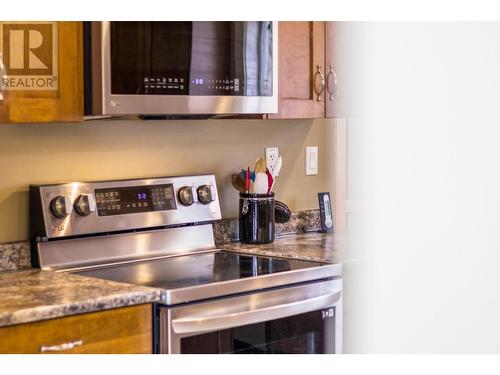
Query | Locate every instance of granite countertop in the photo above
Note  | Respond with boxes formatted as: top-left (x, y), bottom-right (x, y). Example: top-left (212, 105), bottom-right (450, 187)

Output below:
top-left (0, 228), bottom-right (340, 329)
top-left (220, 232), bottom-right (341, 264)
top-left (0, 269), bottom-right (163, 328)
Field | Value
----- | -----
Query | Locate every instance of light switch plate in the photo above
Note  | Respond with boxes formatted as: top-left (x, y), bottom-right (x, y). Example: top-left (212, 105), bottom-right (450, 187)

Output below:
top-left (306, 146), bottom-right (318, 175)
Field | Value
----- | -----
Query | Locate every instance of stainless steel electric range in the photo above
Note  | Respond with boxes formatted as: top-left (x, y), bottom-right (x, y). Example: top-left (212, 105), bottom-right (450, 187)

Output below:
top-left (30, 174), bottom-right (342, 354)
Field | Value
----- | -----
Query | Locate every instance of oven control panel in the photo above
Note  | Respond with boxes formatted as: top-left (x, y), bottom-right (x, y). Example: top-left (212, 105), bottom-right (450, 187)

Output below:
top-left (95, 183), bottom-right (177, 216)
top-left (30, 174), bottom-right (221, 239)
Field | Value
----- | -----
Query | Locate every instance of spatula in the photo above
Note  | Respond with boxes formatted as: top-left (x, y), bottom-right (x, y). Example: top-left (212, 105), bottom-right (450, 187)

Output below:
top-left (269, 156), bottom-right (282, 192)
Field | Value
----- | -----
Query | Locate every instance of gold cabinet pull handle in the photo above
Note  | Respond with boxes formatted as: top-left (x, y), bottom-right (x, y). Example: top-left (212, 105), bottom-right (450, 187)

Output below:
top-left (40, 339), bottom-right (83, 353)
top-left (313, 65), bottom-right (326, 102)
top-left (326, 65), bottom-right (337, 101)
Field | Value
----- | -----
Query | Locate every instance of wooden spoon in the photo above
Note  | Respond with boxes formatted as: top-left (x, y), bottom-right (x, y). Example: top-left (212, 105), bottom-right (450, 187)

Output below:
top-left (231, 173), bottom-right (246, 193)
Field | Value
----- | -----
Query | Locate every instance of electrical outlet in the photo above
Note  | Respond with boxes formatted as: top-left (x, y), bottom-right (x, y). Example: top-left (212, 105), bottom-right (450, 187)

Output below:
top-left (306, 146), bottom-right (318, 175)
top-left (266, 147), bottom-right (279, 174)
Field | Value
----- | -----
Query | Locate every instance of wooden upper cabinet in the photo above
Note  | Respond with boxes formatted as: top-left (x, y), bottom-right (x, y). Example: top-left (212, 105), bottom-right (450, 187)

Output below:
top-left (325, 22), bottom-right (346, 118)
top-left (269, 22), bottom-right (326, 119)
top-left (0, 21), bottom-right (83, 123)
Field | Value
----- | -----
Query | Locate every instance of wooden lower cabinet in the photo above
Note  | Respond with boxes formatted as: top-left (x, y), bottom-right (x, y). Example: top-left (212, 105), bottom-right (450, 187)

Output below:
top-left (0, 304), bottom-right (152, 354)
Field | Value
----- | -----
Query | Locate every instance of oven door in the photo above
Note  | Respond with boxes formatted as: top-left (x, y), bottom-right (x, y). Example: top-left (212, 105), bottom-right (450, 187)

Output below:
top-left (160, 279), bottom-right (342, 354)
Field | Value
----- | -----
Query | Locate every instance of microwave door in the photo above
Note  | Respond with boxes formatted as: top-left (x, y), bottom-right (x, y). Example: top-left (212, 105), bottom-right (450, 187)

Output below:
top-left (259, 22), bottom-right (273, 96)
top-left (150, 22), bottom-right (192, 95)
top-left (189, 22), bottom-right (243, 96)
top-left (243, 22), bottom-right (258, 96)
top-left (110, 22), bottom-right (192, 95)
top-left (243, 21), bottom-right (273, 96)
top-left (110, 21), bottom-right (149, 95)
top-left (231, 23), bottom-right (245, 96)
top-left (188, 22), bottom-right (273, 97)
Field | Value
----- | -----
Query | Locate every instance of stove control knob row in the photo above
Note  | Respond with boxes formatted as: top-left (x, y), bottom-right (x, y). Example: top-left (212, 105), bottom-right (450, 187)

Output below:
top-left (178, 185), bottom-right (215, 206)
top-left (50, 194), bottom-right (97, 218)
top-left (50, 196), bottom-right (73, 219)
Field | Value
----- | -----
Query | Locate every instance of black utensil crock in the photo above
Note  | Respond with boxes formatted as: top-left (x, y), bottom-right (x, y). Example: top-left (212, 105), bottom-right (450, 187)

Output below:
top-left (239, 192), bottom-right (275, 244)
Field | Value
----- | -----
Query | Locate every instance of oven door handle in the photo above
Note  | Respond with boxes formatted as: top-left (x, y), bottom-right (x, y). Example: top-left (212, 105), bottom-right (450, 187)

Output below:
top-left (171, 289), bottom-right (342, 335)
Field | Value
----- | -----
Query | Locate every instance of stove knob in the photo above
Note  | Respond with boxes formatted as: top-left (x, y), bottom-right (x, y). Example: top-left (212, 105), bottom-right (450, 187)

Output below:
top-left (197, 185), bottom-right (215, 205)
top-left (50, 196), bottom-right (73, 219)
top-left (74, 194), bottom-right (96, 216)
top-left (178, 186), bottom-right (195, 206)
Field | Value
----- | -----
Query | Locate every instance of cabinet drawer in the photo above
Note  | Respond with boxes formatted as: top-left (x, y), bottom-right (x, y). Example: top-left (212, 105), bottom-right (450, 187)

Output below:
top-left (0, 304), bottom-right (152, 354)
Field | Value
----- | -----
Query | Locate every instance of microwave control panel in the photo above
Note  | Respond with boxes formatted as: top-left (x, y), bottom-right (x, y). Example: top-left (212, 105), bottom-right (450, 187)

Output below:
top-left (142, 76), bottom-right (241, 95)
top-left (143, 77), bottom-right (185, 92)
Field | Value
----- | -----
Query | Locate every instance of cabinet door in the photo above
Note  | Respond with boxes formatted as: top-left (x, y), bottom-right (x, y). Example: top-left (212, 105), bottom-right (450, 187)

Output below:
top-left (325, 22), bottom-right (347, 118)
top-left (269, 22), bottom-right (325, 119)
top-left (0, 21), bottom-right (83, 123)
top-left (0, 304), bottom-right (152, 354)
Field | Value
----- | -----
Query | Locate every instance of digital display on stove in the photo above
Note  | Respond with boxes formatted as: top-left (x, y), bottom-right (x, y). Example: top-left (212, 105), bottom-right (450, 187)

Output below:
top-left (95, 184), bottom-right (176, 216)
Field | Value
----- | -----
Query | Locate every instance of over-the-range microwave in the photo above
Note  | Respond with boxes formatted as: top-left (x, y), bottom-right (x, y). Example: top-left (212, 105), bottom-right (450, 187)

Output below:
top-left (85, 21), bottom-right (278, 116)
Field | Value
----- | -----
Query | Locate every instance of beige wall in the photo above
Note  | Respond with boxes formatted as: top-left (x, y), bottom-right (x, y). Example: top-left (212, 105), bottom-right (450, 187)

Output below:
top-left (0, 118), bottom-right (336, 243)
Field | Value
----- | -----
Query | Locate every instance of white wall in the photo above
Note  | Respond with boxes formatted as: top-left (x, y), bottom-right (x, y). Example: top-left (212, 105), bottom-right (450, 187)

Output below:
top-left (343, 22), bottom-right (500, 353)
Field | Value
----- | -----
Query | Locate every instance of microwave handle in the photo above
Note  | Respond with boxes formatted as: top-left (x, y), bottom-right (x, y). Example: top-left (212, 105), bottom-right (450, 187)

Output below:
top-left (171, 289), bottom-right (342, 335)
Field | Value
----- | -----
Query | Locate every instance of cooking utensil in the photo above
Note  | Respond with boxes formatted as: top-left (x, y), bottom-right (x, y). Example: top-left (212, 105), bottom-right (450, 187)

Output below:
top-left (231, 173), bottom-right (246, 193)
top-left (240, 169), bottom-right (255, 181)
top-left (254, 158), bottom-right (267, 174)
top-left (254, 173), bottom-right (269, 194)
top-left (245, 167), bottom-right (250, 194)
top-left (272, 156), bottom-right (282, 178)
top-left (269, 156), bottom-right (282, 192)
top-left (266, 168), bottom-right (273, 194)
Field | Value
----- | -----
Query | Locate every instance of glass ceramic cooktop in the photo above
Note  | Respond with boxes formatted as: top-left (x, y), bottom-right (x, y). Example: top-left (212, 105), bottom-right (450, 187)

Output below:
top-left (72, 251), bottom-right (325, 291)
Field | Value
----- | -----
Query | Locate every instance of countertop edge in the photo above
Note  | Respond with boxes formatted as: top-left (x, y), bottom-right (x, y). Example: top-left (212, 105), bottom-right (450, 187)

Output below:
top-left (222, 246), bottom-right (334, 264)
top-left (0, 288), bottom-right (163, 328)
